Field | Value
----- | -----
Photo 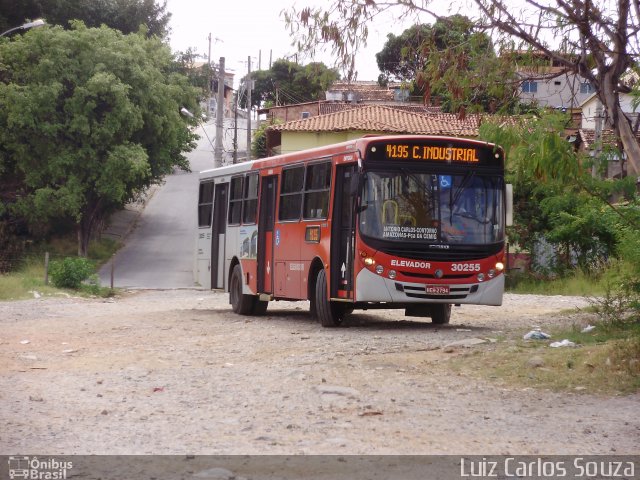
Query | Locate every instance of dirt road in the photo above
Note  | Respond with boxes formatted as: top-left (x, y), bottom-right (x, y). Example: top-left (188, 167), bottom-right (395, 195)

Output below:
top-left (1, 289), bottom-right (638, 455)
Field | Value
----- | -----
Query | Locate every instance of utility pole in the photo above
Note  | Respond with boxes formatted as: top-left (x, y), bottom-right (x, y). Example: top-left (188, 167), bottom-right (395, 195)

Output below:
top-left (206, 33), bottom-right (212, 117)
top-left (247, 56), bottom-right (252, 162)
top-left (592, 101), bottom-right (603, 178)
top-left (233, 91), bottom-right (238, 164)
top-left (214, 56), bottom-right (225, 168)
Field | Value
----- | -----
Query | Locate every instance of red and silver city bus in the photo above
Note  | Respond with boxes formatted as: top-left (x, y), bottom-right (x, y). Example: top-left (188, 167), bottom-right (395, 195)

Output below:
top-left (195, 135), bottom-right (511, 327)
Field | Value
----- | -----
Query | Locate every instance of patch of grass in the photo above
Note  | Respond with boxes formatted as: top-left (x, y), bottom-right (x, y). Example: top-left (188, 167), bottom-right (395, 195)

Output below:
top-left (506, 258), bottom-right (639, 299)
top-left (0, 236), bottom-right (121, 301)
top-left (506, 269), bottom-right (609, 296)
top-left (451, 321), bottom-right (640, 395)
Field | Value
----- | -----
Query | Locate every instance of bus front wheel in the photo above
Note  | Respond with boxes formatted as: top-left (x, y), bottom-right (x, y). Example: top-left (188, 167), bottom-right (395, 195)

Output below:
top-left (315, 269), bottom-right (343, 327)
top-left (230, 264), bottom-right (255, 315)
top-left (431, 304), bottom-right (451, 324)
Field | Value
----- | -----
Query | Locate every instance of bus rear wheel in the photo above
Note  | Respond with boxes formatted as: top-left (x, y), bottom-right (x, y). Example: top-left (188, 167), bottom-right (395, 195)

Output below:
top-left (315, 269), bottom-right (344, 327)
top-left (431, 304), bottom-right (452, 324)
top-left (230, 264), bottom-right (255, 315)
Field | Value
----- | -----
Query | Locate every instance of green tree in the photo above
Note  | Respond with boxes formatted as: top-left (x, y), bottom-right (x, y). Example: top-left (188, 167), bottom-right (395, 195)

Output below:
top-left (285, 0), bottom-right (640, 175)
top-left (239, 59), bottom-right (339, 110)
top-left (0, 0), bottom-right (170, 38)
top-left (0, 23), bottom-right (199, 256)
top-left (376, 24), bottom-right (430, 84)
top-left (172, 47), bottom-right (214, 101)
top-left (480, 112), bottom-right (638, 276)
top-left (376, 16), bottom-right (517, 113)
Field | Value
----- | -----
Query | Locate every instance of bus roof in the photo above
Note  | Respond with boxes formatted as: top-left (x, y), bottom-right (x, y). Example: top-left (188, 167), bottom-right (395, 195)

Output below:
top-left (198, 135), bottom-right (499, 180)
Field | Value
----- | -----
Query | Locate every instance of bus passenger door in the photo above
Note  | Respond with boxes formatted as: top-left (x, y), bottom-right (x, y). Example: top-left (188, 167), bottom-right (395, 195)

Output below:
top-left (331, 164), bottom-right (357, 299)
top-left (211, 183), bottom-right (228, 290)
top-left (257, 175), bottom-right (277, 295)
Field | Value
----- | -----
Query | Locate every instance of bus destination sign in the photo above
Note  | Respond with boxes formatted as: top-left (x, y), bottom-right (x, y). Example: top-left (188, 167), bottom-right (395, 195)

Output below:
top-left (385, 144), bottom-right (480, 162)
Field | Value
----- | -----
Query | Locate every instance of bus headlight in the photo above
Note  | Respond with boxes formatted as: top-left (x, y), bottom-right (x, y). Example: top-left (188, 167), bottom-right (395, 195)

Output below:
top-left (477, 273), bottom-right (485, 282)
top-left (375, 265), bottom-right (384, 275)
top-left (388, 269), bottom-right (397, 279)
top-left (495, 262), bottom-right (505, 271)
top-left (364, 257), bottom-right (375, 267)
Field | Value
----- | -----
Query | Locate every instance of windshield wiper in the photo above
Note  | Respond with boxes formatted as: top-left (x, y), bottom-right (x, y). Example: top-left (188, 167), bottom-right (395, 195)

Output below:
top-left (451, 171), bottom-right (476, 208)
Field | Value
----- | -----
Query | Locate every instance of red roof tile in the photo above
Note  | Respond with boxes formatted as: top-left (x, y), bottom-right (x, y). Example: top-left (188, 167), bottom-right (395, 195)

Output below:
top-left (268, 105), bottom-right (480, 136)
top-left (578, 128), bottom-right (640, 150)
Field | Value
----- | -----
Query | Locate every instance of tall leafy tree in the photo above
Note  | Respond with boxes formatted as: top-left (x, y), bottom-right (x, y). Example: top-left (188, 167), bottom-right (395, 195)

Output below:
top-left (480, 112), bottom-right (638, 273)
top-left (376, 16), bottom-right (517, 112)
top-left (173, 47), bottom-right (214, 95)
top-left (376, 24), bottom-right (431, 84)
top-left (0, 23), bottom-right (199, 255)
top-left (285, 0), bottom-right (640, 175)
top-left (0, 0), bottom-right (170, 38)
top-left (239, 59), bottom-right (339, 110)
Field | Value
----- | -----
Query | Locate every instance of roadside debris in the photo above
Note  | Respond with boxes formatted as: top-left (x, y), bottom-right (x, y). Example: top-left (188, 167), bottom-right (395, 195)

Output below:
top-left (550, 339), bottom-right (577, 348)
top-left (523, 329), bottom-right (551, 340)
top-left (581, 325), bottom-right (596, 333)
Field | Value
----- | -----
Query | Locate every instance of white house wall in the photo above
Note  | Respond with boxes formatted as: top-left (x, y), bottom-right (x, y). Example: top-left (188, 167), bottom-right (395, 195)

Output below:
top-left (581, 93), bottom-right (638, 129)
top-left (519, 72), bottom-right (592, 109)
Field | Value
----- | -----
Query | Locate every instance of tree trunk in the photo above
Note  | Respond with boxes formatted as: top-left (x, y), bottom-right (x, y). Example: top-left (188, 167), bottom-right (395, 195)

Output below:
top-left (614, 106), bottom-right (640, 177)
top-left (77, 221), bottom-right (91, 257)
top-left (77, 198), bottom-right (103, 257)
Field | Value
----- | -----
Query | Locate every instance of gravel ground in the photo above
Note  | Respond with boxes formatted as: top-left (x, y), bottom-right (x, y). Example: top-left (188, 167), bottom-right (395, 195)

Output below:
top-left (1, 289), bottom-right (638, 456)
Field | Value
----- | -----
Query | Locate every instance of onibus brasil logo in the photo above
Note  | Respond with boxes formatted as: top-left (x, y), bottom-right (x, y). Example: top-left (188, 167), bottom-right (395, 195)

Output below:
top-left (8, 456), bottom-right (73, 480)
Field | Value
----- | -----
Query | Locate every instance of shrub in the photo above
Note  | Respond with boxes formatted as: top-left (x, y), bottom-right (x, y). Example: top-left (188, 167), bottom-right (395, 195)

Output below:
top-left (588, 276), bottom-right (640, 327)
top-left (49, 257), bottom-right (95, 289)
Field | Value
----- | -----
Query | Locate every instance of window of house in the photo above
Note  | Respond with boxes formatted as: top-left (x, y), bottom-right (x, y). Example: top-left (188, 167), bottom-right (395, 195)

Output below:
top-left (580, 82), bottom-right (595, 94)
top-left (301, 112), bottom-right (310, 119)
top-left (522, 80), bottom-right (538, 93)
top-left (228, 176), bottom-right (243, 225)
top-left (242, 173), bottom-right (259, 224)
top-left (279, 166), bottom-right (305, 221)
top-left (198, 181), bottom-right (214, 227)
top-left (303, 161), bottom-right (331, 219)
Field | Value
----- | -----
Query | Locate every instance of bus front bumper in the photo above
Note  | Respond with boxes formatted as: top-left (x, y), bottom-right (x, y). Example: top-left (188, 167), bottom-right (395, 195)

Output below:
top-left (354, 268), bottom-right (504, 306)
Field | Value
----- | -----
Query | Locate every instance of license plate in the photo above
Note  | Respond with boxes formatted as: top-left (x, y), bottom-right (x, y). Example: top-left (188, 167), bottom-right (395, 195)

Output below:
top-left (425, 285), bottom-right (450, 295)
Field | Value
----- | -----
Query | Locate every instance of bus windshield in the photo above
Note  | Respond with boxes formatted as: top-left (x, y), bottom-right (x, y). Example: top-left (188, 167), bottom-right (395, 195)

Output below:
top-left (359, 170), bottom-right (505, 245)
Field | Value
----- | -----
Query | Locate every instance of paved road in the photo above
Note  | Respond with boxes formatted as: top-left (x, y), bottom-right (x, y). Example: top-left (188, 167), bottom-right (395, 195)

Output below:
top-left (99, 118), bottom-right (250, 288)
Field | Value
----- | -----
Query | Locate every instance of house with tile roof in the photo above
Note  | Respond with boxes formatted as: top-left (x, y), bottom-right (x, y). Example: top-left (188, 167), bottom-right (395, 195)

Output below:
top-left (258, 100), bottom-right (442, 124)
top-left (264, 104), bottom-right (483, 155)
top-left (573, 91), bottom-right (640, 178)
top-left (510, 50), bottom-right (595, 109)
top-left (574, 128), bottom-right (640, 179)
top-left (325, 80), bottom-right (409, 103)
top-left (580, 92), bottom-right (638, 130)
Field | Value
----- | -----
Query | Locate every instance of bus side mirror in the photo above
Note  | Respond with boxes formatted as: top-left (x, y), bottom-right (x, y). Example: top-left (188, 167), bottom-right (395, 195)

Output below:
top-left (505, 184), bottom-right (513, 227)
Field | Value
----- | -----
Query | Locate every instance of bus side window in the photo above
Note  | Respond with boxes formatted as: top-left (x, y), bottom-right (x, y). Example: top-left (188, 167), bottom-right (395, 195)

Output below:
top-left (242, 173), bottom-right (259, 224)
top-left (228, 176), bottom-right (243, 225)
top-left (198, 181), bottom-right (214, 227)
top-left (279, 165), bottom-right (304, 221)
top-left (303, 161), bottom-right (331, 219)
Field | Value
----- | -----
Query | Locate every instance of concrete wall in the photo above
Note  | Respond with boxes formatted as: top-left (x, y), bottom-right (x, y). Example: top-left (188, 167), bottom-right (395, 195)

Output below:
top-left (581, 93), bottom-right (638, 129)
top-left (280, 131), bottom-right (371, 154)
top-left (519, 72), bottom-right (592, 109)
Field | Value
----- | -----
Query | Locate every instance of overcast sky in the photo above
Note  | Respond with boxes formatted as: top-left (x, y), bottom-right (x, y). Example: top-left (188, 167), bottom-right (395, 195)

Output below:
top-left (163, 0), bottom-right (433, 83)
